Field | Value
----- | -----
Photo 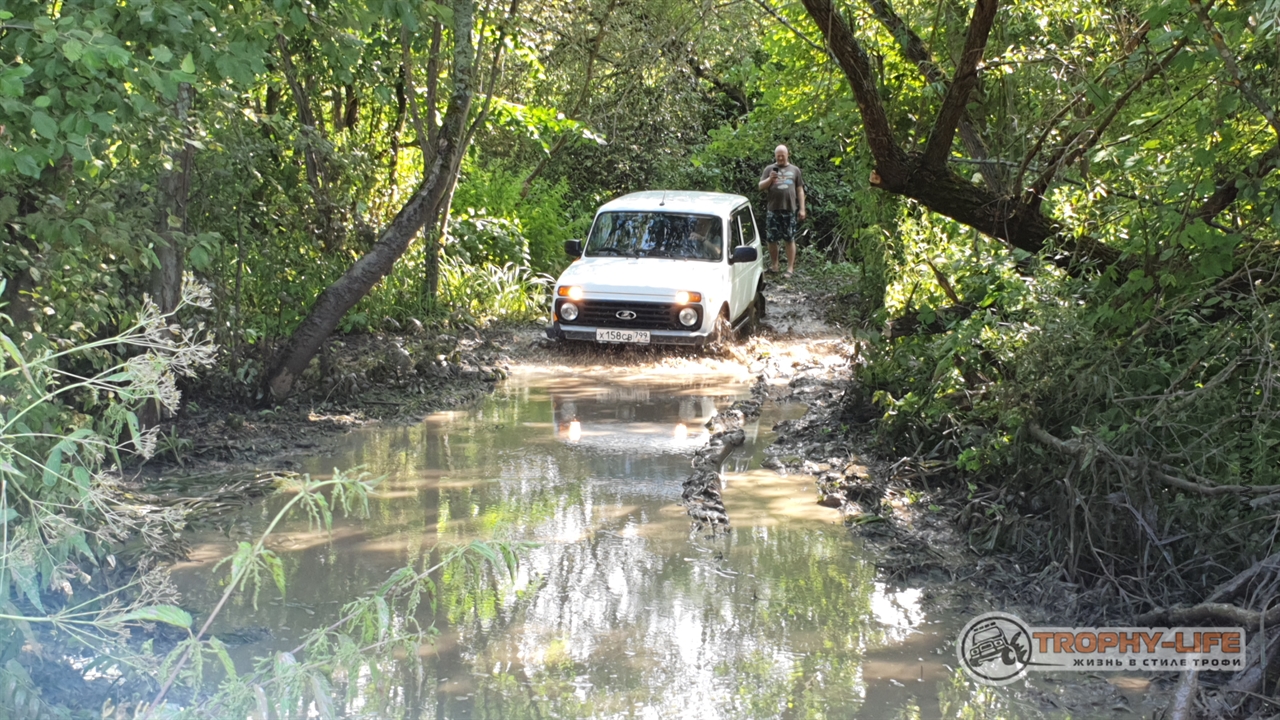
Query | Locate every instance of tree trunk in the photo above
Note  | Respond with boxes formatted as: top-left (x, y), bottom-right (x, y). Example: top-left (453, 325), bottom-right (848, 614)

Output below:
top-left (263, 0), bottom-right (477, 401)
top-left (150, 82), bottom-right (194, 315)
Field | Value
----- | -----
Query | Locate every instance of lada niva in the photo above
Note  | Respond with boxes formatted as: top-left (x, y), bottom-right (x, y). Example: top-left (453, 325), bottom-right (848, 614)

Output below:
top-left (545, 191), bottom-right (765, 346)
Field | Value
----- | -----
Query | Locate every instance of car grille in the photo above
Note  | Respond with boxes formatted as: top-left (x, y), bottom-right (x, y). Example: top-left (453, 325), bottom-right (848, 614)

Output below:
top-left (567, 300), bottom-right (685, 330)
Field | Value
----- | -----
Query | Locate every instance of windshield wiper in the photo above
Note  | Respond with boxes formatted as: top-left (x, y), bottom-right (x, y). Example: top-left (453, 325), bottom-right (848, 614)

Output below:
top-left (591, 247), bottom-right (623, 256)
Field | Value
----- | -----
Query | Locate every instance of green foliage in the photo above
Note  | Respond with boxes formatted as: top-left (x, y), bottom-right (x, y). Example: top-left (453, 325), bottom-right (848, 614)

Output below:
top-left (854, 203), bottom-right (1280, 594)
top-left (0, 278), bottom-right (214, 616)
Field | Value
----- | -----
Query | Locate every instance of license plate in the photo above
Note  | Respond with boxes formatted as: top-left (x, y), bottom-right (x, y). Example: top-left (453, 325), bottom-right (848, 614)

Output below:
top-left (596, 329), bottom-right (651, 344)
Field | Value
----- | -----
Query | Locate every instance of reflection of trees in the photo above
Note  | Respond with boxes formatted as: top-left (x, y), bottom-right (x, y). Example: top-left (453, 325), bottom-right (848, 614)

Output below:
top-left (434, 526), bottom-right (884, 719)
top-left (176, 380), bottom-right (1030, 718)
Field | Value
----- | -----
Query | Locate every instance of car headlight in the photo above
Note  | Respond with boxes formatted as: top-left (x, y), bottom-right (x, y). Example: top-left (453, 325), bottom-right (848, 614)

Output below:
top-left (560, 302), bottom-right (579, 322)
top-left (558, 285), bottom-right (585, 301)
top-left (674, 290), bottom-right (702, 305)
top-left (678, 307), bottom-right (698, 327)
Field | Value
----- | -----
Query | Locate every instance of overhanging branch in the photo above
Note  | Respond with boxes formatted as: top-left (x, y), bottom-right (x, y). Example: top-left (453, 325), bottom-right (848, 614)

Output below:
top-left (921, 0), bottom-right (998, 169)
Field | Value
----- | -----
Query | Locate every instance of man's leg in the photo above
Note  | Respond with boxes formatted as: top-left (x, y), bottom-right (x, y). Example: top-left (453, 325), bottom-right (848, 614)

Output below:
top-left (766, 210), bottom-right (784, 272)
top-left (783, 211), bottom-right (797, 275)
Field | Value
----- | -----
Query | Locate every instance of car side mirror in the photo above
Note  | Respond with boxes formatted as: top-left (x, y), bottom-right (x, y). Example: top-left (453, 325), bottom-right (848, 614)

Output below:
top-left (729, 246), bottom-right (758, 265)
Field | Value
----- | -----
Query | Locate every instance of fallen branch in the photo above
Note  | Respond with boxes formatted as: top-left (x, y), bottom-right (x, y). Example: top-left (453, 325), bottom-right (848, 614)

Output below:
top-left (1223, 629), bottom-right (1280, 700)
top-left (1134, 602), bottom-right (1280, 629)
top-left (1026, 423), bottom-right (1280, 499)
top-left (883, 305), bottom-right (974, 339)
top-left (1167, 670), bottom-right (1198, 720)
top-left (1206, 551), bottom-right (1280, 604)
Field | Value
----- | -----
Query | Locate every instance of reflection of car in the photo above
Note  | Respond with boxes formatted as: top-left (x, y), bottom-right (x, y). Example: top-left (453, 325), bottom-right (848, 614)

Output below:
top-left (546, 191), bottom-right (765, 346)
top-left (968, 621), bottom-right (1017, 665)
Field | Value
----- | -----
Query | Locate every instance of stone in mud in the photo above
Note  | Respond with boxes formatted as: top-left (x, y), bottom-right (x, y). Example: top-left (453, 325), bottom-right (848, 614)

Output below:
top-left (818, 494), bottom-right (843, 508)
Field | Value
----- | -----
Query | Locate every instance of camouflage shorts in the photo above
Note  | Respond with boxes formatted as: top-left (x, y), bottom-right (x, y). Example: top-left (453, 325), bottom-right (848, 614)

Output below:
top-left (765, 210), bottom-right (797, 245)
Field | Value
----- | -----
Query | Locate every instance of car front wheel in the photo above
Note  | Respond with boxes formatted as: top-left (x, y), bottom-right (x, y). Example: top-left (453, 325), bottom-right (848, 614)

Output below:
top-left (707, 312), bottom-right (734, 355)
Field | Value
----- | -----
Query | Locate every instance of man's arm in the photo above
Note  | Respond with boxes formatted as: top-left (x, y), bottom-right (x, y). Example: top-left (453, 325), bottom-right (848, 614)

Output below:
top-left (798, 179), bottom-right (807, 221)
top-left (758, 165), bottom-right (774, 192)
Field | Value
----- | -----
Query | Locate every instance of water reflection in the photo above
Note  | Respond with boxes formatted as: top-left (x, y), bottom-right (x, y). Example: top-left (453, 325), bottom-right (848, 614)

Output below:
top-left (170, 373), bottom-right (1072, 719)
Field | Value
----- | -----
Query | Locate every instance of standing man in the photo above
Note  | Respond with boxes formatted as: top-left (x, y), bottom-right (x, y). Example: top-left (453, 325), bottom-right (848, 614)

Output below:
top-left (758, 144), bottom-right (806, 277)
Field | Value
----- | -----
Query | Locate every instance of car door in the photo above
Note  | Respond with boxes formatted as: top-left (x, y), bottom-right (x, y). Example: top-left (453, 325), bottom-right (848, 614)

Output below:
top-left (730, 205), bottom-right (761, 321)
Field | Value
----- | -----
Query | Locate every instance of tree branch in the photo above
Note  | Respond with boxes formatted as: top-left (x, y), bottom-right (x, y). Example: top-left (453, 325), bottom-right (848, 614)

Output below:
top-left (521, 0), bottom-right (618, 197)
top-left (1014, 21), bottom-right (1152, 193)
top-left (799, 0), bottom-right (907, 184)
top-left (401, 23), bottom-right (434, 167)
top-left (1031, 37), bottom-right (1187, 194)
top-left (1192, 0), bottom-right (1280, 142)
top-left (753, 0), bottom-right (828, 57)
top-left (866, 0), bottom-right (1003, 191)
top-left (921, 0), bottom-right (998, 169)
top-left (1194, 144), bottom-right (1280, 223)
top-left (801, 0), bottom-right (1123, 271)
top-left (424, 19), bottom-right (443, 150)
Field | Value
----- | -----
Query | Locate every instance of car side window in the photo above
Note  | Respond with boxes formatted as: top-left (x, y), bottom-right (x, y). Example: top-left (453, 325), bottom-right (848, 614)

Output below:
top-left (735, 208), bottom-right (757, 246)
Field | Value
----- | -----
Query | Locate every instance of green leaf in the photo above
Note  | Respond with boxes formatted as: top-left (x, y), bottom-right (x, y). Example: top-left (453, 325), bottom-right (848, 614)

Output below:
top-left (209, 637), bottom-right (236, 676)
top-left (72, 466), bottom-right (91, 492)
top-left (42, 445), bottom-right (62, 487)
top-left (88, 112), bottom-right (114, 132)
top-left (31, 111), bottom-right (59, 140)
top-left (62, 39), bottom-right (85, 62)
top-left (1084, 80), bottom-right (1112, 109)
top-left (152, 45), bottom-right (173, 64)
top-left (180, 52), bottom-right (195, 74)
top-left (126, 411), bottom-right (142, 451)
top-left (262, 550), bottom-right (287, 598)
top-left (117, 604), bottom-right (193, 628)
top-left (105, 46), bottom-right (132, 69)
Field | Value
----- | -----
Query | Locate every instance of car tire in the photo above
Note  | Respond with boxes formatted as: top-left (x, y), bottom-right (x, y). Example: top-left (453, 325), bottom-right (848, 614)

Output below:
top-left (708, 311), bottom-right (734, 355)
top-left (750, 290), bottom-right (766, 329)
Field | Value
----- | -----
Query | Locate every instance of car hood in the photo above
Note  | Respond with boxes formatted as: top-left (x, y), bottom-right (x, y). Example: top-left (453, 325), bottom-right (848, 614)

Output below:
top-left (557, 257), bottom-right (723, 298)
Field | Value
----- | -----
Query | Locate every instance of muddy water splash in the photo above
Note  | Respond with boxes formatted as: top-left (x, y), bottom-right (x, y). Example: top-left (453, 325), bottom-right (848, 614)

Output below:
top-left (171, 368), bottom-right (1065, 719)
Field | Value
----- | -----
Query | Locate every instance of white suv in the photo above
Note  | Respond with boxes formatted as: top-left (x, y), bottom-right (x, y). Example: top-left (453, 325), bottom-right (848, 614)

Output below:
top-left (546, 191), bottom-right (765, 346)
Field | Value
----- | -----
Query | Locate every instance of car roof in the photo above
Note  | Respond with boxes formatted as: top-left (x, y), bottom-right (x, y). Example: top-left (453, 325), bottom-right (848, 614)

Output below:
top-left (596, 191), bottom-right (750, 217)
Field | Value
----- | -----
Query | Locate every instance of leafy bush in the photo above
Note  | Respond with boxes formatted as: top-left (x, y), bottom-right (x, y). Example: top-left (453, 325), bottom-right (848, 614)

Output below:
top-left (854, 208), bottom-right (1280, 600)
top-left (437, 255), bottom-right (552, 326)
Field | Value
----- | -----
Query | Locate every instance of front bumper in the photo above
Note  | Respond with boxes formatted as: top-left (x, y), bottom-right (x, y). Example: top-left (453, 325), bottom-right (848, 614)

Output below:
top-left (545, 322), bottom-right (714, 346)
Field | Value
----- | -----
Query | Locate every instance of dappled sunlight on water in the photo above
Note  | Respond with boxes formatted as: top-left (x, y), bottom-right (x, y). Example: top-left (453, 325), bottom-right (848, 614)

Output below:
top-left (170, 373), bottom-right (1089, 719)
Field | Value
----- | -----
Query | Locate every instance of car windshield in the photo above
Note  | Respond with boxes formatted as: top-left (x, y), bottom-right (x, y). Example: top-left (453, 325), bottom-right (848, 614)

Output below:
top-left (585, 212), bottom-right (723, 261)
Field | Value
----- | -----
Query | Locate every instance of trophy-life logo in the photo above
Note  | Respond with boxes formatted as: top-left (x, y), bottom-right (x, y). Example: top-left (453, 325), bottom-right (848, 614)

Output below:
top-left (957, 611), bottom-right (1246, 686)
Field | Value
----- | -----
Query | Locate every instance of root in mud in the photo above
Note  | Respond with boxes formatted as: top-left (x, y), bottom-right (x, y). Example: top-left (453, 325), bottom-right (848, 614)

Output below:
top-left (1146, 551), bottom-right (1280, 719)
top-left (680, 385), bottom-right (767, 531)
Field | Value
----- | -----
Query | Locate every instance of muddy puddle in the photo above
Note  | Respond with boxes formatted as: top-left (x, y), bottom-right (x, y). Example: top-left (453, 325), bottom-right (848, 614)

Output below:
top-left (170, 366), bottom-right (1142, 718)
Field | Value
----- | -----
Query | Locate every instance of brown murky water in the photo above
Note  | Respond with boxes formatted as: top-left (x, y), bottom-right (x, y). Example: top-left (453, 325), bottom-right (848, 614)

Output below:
top-left (171, 367), bottom-right (1127, 719)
